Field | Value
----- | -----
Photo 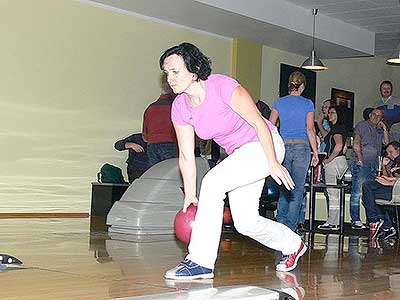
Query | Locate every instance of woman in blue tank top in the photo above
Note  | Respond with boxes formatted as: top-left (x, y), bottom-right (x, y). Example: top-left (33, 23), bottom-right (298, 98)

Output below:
top-left (270, 71), bottom-right (319, 232)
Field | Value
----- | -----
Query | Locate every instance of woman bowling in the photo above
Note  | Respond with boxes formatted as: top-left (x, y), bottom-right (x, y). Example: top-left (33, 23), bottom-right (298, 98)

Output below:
top-left (160, 42), bottom-right (306, 280)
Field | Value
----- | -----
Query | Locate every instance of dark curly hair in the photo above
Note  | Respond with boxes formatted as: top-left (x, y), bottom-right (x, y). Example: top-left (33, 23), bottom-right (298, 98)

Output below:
top-left (159, 42), bottom-right (212, 80)
top-left (328, 105), bottom-right (346, 126)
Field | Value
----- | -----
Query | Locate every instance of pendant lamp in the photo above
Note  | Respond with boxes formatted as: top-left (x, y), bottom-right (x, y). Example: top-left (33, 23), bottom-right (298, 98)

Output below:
top-left (301, 8), bottom-right (328, 71)
top-left (387, 46), bottom-right (400, 64)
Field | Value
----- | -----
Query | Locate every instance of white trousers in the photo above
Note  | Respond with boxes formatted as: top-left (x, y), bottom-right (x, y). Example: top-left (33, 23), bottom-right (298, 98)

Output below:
top-left (324, 155), bottom-right (348, 225)
top-left (187, 130), bottom-right (302, 269)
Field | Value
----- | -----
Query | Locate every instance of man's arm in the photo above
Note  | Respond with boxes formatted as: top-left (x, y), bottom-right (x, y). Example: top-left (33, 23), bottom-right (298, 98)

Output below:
top-left (381, 121), bottom-right (389, 145)
top-left (353, 133), bottom-right (363, 165)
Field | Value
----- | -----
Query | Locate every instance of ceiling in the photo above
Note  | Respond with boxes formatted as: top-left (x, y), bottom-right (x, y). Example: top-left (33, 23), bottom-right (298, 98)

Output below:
top-left (86, 0), bottom-right (400, 59)
top-left (287, 0), bottom-right (400, 57)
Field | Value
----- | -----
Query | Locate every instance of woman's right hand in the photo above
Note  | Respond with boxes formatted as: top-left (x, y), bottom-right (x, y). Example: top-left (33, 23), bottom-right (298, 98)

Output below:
top-left (270, 161), bottom-right (295, 191)
top-left (183, 194), bottom-right (199, 213)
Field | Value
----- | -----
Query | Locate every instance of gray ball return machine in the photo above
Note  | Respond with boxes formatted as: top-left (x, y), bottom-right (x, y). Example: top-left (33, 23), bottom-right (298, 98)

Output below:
top-left (106, 158), bottom-right (210, 238)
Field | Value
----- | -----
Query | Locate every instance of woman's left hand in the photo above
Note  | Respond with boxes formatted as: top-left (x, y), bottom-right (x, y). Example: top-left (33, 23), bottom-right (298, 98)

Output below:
top-left (270, 161), bottom-right (295, 190)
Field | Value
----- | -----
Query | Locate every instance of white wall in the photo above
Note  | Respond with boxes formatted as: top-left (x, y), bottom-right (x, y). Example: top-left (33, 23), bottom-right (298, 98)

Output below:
top-left (261, 45), bottom-right (400, 123)
top-left (0, 0), bottom-right (232, 213)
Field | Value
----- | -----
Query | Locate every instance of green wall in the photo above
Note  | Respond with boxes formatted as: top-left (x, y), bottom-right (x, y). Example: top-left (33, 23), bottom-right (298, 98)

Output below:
top-left (232, 39), bottom-right (263, 101)
top-left (0, 0), bottom-right (232, 213)
top-left (261, 45), bottom-right (400, 124)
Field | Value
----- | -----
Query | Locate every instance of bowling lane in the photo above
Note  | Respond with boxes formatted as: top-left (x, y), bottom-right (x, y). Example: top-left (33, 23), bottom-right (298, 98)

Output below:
top-left (3, 216), bottom-right (400, 300)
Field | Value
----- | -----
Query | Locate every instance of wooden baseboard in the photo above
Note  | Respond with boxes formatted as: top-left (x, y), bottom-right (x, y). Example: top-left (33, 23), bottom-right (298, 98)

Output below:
top-left (0, 213), bottom-right (89, 219)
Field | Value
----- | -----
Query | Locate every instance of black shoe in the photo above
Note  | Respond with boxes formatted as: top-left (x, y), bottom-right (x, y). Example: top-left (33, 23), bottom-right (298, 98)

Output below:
top-left (377, 227), bottom-right (397, 240)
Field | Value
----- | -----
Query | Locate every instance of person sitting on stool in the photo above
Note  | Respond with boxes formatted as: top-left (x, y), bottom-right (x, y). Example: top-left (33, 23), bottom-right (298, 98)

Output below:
top-left (362, 141), bottom-right (400, 240)
top-left (317, 105), bottom-right (348, 231)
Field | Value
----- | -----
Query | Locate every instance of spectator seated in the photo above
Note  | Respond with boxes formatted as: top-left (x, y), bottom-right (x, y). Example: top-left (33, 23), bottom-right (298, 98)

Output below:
top-left (375, 178), bottom-right (400, 237)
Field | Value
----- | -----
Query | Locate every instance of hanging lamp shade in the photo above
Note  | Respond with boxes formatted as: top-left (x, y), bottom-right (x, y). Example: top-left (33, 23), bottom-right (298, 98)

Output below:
top-left (387, 49), bottom-right (400, 64)
top-left (301, 9), bottom-right (327, 71)
top-left (301, 50), bottom-right (328, 70)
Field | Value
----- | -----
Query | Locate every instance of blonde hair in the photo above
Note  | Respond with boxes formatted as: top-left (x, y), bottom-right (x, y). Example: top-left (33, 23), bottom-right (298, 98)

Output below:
top-left (288, 71), bottom-right (306, 93)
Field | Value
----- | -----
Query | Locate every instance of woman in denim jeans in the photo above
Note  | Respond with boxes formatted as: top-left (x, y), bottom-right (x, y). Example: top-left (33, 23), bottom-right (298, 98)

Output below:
top-left (270, 71), bottom-right (319, 232)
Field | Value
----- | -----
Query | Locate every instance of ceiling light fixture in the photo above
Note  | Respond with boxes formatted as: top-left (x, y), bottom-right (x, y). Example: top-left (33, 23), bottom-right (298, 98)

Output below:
top-left (301, 8), bottom-right (328, 71)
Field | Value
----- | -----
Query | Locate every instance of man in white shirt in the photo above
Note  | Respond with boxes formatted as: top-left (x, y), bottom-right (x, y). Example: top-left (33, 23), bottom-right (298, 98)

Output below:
top-left (374, 80), bottom-right (400, 109)
top-left (375, 81), bottom-right (400, 129)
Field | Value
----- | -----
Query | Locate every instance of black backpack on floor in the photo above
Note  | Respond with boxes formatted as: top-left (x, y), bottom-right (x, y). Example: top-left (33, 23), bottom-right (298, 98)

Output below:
top-left (97, 163), bottom-right (126, 184)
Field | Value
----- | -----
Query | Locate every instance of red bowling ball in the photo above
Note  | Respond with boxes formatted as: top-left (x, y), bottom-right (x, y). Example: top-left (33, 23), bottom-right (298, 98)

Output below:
top-left (174, 205), bottom-right (198, 244)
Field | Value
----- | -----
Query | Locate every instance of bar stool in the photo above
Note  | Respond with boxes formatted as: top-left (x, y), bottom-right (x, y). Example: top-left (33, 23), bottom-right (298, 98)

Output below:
top-left (308, 167), bottom-right (349, 235)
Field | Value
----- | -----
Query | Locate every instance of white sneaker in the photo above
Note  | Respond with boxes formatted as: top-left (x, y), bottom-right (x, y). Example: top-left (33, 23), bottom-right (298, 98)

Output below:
top-left (317, 223), bottom-right (339, 231)
top-left (351, 221), bottom-right (366, 230)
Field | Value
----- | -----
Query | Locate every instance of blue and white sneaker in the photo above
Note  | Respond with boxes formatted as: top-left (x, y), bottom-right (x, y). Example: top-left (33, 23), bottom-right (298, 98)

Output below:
top-left (164, 259), bottom-right (214, 280)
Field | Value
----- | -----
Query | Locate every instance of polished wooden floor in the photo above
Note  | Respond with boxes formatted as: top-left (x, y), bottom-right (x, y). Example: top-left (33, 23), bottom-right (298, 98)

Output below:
top-left (1, 217), bottom-right (400, 299)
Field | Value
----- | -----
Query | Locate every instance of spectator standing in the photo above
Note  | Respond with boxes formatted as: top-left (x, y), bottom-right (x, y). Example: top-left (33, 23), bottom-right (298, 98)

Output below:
top-left (374, 80), bottom-right (400, 109)
top-left (350, 108), bottom-right (389, 229)
top-left (374, 80), bottom-right (400, 128)
top-left (143, 77), bottom-right (178, 166)
top-left (317, 99), bottom-right (334, 152)
top-left (270, 71), bottom-right (319, 232)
